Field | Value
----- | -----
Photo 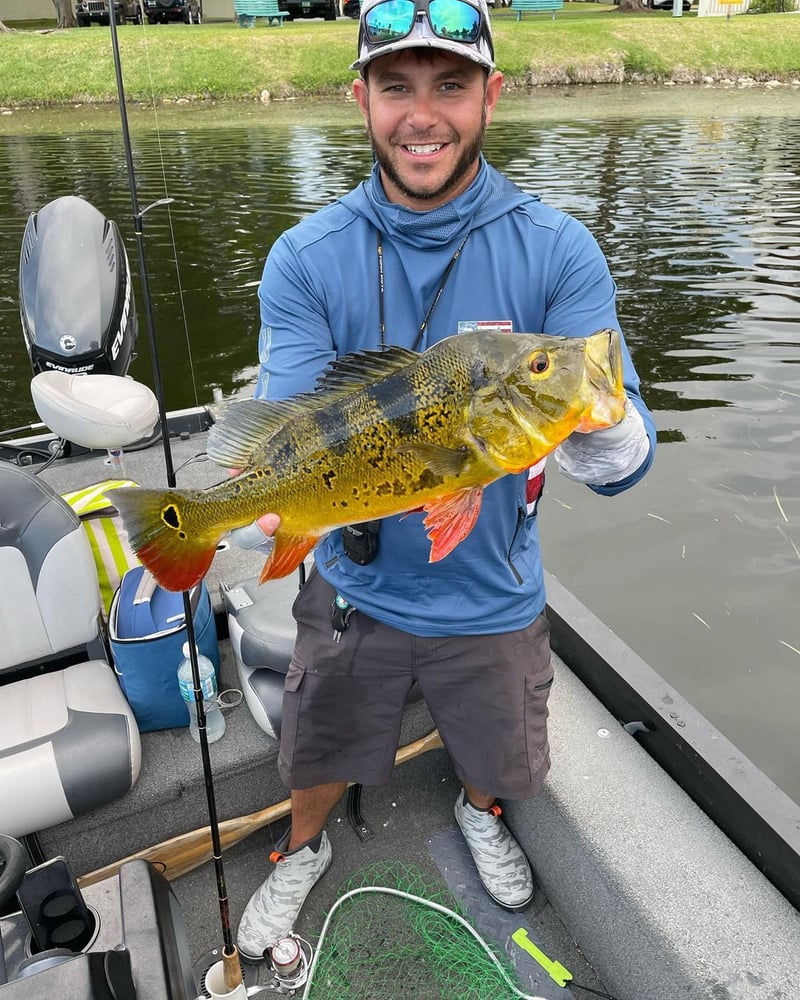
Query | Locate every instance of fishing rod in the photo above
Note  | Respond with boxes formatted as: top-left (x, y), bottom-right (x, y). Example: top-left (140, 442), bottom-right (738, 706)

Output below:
top-left (106, 14), bottom-right (244, 996)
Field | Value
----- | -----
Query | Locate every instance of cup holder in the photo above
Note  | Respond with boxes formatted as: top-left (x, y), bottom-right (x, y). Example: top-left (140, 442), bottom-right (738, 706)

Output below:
top-left (25, 900), bottom-right (100, 957)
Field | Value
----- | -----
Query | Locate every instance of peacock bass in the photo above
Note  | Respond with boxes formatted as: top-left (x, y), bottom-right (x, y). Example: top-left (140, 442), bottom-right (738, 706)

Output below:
top-left (113, 329), bottom-right (627, 592)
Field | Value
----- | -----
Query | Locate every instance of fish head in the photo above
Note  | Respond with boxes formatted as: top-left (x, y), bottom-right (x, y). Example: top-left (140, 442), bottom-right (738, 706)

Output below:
top-left (464, 329), bottom-right (627, 471)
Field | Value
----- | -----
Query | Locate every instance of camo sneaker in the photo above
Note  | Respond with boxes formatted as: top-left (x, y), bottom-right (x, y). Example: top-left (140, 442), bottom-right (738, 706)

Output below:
top-left (237, 830), bottom-right (332, 961)
top-left (454, 789), bottom-right (534, 912)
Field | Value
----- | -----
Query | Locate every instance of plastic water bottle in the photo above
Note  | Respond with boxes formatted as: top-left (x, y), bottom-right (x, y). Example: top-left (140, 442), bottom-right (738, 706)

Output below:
top-left (177, 642), bottom-right (226, 743)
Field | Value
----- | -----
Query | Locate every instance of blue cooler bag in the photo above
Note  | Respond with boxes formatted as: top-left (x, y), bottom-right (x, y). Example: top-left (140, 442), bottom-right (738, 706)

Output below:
top-left (109, 565), bottom-right (220, 732)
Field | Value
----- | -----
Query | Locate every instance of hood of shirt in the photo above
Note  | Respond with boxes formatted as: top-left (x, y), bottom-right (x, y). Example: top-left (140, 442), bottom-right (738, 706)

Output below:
top-left (338, 156), bottom-right (538, 249)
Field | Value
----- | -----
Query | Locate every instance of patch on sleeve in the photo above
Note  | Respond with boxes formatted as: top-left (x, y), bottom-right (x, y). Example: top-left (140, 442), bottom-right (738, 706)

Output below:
top-left (458, 320), bottom-right (514, 335)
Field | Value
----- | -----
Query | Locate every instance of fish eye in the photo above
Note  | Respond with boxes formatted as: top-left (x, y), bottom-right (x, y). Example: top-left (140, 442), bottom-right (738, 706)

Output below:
top-left (530, 352), bottom-right (550, 375)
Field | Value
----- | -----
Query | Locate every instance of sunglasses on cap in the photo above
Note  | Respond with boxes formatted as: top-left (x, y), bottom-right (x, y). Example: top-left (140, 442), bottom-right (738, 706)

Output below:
top-left (362, 0), bottom-right (488, 49)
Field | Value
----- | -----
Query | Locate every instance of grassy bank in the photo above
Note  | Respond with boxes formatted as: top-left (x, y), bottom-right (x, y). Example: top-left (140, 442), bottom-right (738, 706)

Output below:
top-left (1, 9), bottom-right (799, 104)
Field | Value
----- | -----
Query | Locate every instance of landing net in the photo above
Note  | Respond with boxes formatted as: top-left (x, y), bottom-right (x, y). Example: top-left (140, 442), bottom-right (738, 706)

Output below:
top-left (302, 861), bottom-right (541, 1000)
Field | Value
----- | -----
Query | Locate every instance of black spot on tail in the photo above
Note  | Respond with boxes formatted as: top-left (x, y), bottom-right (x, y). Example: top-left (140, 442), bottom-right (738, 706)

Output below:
top-left (163, 505), bottom-right (180, 528)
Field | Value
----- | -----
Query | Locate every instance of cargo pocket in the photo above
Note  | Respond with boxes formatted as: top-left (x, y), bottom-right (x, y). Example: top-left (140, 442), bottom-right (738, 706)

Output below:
top-left (284, 663), bottom-right (305, 694)
top-left (523, 672), bottom-right (554, 778)
top-left (281, 661), bottom-right (306, 734)
top-left (277, 661), bottom-right (306, 783)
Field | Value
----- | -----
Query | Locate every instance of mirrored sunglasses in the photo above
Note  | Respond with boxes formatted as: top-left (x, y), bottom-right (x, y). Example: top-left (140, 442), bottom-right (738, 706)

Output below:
top-left (363, 0), bottom-right (483, 46)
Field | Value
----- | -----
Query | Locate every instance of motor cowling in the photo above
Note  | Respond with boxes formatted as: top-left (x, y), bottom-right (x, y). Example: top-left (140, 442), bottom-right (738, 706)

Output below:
top-left (19, 195), bottom-right (138, 378)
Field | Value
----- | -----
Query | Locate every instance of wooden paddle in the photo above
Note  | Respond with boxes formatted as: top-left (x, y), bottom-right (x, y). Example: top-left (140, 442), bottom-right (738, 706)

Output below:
top-left (79, 728), bottom-right (445, 887)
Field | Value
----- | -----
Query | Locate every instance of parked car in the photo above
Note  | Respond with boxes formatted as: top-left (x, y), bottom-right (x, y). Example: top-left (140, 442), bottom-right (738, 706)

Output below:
top-left (279, 0), bottom-right (338, 20)
top-left (649, 0), bottom-right (692, 8)
top-left (142, 0), bottom-right (202, 23)
top-left (75, 0), bottom-right (142, 25)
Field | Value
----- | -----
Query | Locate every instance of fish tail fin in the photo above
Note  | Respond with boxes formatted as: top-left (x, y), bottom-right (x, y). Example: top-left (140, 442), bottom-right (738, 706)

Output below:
top-left (113, 487), bottom-right (221, 592)
top-left (258, 533), bottom-right (319, 583)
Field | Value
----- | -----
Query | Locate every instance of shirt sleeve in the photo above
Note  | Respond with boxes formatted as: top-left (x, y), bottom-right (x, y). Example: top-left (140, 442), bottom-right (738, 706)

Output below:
top-left (253, 233), bottom-right (337, 401)
top-left (543, 215), bottom-right (656, 494)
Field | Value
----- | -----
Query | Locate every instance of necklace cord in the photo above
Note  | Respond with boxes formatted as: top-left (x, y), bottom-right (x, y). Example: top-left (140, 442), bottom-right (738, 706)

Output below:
top-left (376, 230), bottom-right (470, 352)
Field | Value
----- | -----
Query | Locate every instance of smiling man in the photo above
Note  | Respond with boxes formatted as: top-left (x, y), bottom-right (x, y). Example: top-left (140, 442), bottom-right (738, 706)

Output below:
top-left (352, 49), bottom-right (501, 208)
top-left (235, 0), bottom-right (655, 964)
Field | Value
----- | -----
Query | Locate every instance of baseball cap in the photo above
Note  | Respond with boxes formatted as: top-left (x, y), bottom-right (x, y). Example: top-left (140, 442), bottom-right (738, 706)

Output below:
top-left (351, 0), bottom-right (496, 75)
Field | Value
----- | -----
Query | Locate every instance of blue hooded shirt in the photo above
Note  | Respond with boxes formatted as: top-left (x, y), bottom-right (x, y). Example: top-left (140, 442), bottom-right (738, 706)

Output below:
top-left (254, 158), bottom-right (655, 636)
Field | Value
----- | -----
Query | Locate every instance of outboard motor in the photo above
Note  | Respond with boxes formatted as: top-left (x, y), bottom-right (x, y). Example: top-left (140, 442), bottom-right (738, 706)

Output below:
top-left (19, 196), bottom-right (138, 378)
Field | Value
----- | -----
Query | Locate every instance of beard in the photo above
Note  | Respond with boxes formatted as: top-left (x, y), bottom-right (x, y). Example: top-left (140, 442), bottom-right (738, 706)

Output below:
top-left (366, 104), bottom-right (488, 205)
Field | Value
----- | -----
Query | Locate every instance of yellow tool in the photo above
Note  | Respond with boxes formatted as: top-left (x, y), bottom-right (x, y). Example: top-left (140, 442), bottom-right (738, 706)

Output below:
top-left (512, 928), bottom-right (574, 988)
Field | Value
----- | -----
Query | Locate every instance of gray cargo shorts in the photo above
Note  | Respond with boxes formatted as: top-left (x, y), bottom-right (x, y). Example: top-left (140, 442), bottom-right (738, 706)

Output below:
top-left (277, 569), bottom-right (553, 799)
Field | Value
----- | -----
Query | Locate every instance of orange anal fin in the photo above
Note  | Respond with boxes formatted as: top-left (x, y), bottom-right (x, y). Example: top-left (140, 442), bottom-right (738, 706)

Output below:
top-left (258, 534), bottom-right (319, 583)
top-left (423, 486), bottom-right (484, 563)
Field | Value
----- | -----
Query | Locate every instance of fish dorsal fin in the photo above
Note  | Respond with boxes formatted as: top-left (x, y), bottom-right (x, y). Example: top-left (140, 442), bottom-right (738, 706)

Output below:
top-left (207, 347), bottom-right (419, 469)
top-left (206, 397), bottom-right (316, 470)
top-left (314, 346), bottom-right (419, 398)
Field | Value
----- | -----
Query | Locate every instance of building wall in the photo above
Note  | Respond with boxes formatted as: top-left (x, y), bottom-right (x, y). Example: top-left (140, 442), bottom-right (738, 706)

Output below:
top-left (2, 0), bottom-right (235, 21)
top-left (697, 0), bottom-right (750, 13)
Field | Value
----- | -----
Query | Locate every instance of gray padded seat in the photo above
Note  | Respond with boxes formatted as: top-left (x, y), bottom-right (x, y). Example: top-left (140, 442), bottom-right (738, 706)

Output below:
top-left (0, 463), bottom-right (141, 838)
top-left (222, 571), bottom-right (302, 739)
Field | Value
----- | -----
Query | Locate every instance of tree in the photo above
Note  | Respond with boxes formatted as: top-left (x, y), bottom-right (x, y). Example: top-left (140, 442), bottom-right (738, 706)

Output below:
top-left (616, 0), bottom-right (651, 9)
top-left (52, 0), bottom-right (78, 27)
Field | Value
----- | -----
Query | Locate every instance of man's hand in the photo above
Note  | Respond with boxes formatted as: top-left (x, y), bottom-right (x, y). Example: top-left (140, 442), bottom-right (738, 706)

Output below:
top-left (554, 397), bottom-right (650, 486)
top-left (228, 513), bottom-right (281, 554)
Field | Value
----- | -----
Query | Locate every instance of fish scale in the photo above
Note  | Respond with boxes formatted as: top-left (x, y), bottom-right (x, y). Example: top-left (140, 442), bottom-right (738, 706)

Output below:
top-left (113, 330), bottom-right (626, 592)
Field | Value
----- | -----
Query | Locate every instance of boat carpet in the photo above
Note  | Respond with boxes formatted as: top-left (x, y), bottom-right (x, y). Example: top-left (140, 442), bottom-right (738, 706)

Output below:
top-left (175, 745), bottom-right (605, 999)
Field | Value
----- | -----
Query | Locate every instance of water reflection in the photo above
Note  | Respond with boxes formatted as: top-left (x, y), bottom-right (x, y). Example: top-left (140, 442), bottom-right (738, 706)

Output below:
top-left (0, 94), bottom-right (798, 801)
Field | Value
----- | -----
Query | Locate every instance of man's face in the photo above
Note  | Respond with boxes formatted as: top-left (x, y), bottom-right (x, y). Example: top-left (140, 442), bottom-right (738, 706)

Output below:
top-left (353, 49), bottom-right (503, 211)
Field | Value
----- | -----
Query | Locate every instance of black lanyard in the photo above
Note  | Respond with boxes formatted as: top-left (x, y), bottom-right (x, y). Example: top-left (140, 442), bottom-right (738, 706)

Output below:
top-left (376, 230), bottom-right (470, 351)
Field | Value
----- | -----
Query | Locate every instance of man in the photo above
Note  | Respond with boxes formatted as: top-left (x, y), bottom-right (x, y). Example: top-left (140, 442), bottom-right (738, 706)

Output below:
top-left (235, 0), bottom-right (655, 961)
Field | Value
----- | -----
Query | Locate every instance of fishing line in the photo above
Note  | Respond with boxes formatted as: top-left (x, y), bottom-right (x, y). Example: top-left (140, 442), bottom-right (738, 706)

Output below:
top-left (568, 983), bottom-right (622, 1000)
top-left (108, 14), bottom-right (243, 991)
top-left (131, 15), bottom-right (200, 410)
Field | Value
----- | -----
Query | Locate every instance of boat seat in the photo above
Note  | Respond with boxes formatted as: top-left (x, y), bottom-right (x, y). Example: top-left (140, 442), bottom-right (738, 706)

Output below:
top-left (0, 463), bottom-right (141, 839)
top-left (29, 370), bottom-right (158, 450)
top-left (222, 572), bottom-right (302, 739)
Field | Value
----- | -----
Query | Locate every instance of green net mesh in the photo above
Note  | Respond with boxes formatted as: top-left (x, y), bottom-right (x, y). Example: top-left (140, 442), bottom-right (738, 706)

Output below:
top-left (305, 861), bottom-right (523, 1000)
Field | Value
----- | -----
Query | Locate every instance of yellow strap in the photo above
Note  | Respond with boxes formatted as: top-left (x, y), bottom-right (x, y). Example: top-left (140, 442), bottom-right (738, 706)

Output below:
top-left (62, 481), bottom-right (140, 613)
top-left (62, 479), bottom-right (138, 516)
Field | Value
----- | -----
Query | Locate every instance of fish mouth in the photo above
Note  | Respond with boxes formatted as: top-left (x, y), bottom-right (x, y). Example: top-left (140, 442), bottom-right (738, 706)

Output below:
top-left (579, 329), bottom-right (627, 431)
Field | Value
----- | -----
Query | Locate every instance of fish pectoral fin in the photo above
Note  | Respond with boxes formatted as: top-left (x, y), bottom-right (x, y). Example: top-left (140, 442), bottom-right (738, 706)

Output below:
top-left (423, 486), bottom-right (484, 563)
top-left (397, 442), bottom-right (469, 479)
top-left (258, 532), bottom-right (319, 583)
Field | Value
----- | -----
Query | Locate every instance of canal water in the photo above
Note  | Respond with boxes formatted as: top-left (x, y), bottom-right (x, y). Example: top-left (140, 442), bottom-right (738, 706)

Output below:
top-left (0, 86), bottom-right (798, 803)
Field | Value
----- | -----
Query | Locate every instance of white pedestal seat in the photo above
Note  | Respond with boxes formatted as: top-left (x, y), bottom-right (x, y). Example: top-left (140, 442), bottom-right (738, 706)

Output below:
top-left (29, 370), bottom-right (158, 450)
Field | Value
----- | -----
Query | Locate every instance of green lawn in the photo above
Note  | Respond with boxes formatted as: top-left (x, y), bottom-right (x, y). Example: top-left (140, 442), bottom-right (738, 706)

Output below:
top-left (1, 8), bottom-right (798, 104)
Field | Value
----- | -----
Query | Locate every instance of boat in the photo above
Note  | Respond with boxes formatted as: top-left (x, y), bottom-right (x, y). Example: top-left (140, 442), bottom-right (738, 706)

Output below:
top-left (0, 195), bottom-right (799, 1000)
top-left (1, 14), bottom-right (799, 988)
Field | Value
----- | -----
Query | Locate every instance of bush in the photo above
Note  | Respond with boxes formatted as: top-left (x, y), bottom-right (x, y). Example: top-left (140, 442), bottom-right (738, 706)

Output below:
top-left (746, 0), bottom-right (797, 12)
